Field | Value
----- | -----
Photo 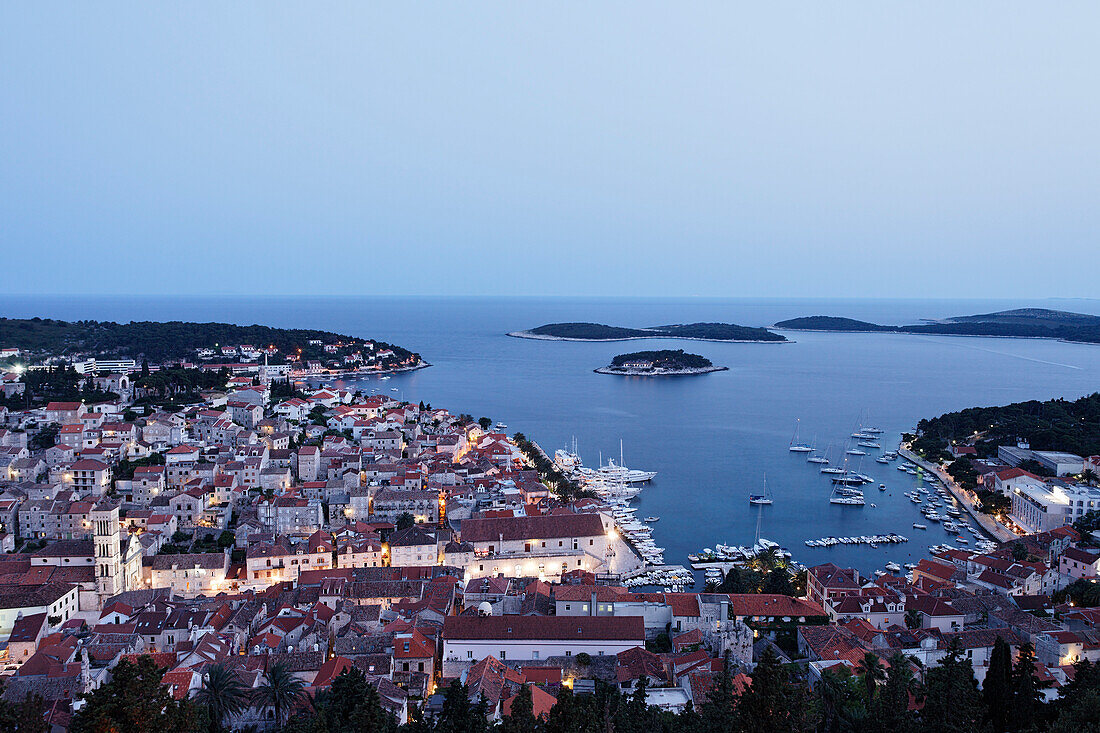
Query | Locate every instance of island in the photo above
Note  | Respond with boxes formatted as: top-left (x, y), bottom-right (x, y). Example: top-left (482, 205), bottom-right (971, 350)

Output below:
top-left (509, 321), bottom-right (787, 342)
top-left (595, 349), bottom-right (728, 376)
top-left (773, 308), bottom-right (1100, 344)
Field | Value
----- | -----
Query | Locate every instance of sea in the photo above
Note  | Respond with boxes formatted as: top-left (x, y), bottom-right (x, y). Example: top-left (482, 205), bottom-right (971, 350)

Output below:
top-left (4, 295), bottom-right (1100, 576)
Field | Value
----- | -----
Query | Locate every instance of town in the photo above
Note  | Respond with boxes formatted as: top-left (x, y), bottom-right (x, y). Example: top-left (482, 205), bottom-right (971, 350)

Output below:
top-left (1, 344), bottom-right (1100, 732)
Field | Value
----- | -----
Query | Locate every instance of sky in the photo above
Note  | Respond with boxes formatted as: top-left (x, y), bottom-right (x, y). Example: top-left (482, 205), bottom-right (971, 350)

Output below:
top-left (2, 3), bottom-right (1098, 298)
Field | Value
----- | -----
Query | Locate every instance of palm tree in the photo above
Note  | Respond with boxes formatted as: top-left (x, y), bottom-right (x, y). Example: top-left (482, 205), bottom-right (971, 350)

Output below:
top-left (194, 663), bottom-right (250, 732)
top-left (856, 651), bottom-right (886, 699)
top-left (1084, 468), bottom-right (1098, 486)
top-left (252, 660), bottom-right (305, 729)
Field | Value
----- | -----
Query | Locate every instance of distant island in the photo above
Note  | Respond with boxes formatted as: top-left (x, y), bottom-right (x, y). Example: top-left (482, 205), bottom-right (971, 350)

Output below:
top-left (773, 308), bottom-right (1100, 344)
top-left (0, 317), bottom-right (423, 368)
top-left (508, 321), bottom-right (787, 342)
top-left (595, 349), bottom-right (728, 376)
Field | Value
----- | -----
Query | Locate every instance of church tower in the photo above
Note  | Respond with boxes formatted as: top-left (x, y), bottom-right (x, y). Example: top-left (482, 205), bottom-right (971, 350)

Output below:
top-left (92, 502), bottom-right (123, 599)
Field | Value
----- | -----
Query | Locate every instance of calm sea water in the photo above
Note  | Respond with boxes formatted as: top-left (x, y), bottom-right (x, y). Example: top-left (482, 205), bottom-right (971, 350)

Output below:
top-left (4, 295), bottom-right (1100, 575)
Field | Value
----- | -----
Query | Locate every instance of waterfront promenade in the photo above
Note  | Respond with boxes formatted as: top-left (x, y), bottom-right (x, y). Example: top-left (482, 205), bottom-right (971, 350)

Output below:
top-left (898, 447), bottom-right (1017, 543)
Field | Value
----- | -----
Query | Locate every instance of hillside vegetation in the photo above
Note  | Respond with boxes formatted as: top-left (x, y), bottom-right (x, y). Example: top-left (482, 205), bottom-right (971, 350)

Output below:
top-left (0, 317), bottom-right (415, 363)
top-left (913, 392), bottom-right (1100, 460)
top-left (610, 350), bottom-right (714, 369)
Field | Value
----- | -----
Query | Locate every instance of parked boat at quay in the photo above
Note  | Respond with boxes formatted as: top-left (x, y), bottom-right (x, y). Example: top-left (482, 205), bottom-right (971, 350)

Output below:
top-left (804, 533), bottom-right (908, 547)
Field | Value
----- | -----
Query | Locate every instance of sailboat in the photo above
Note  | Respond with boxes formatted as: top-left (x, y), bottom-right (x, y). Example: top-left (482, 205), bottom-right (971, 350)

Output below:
top-left (749, 473), bottom-right (773, 505)
top-left (807, 438), bottom-right (829, 464)
top-left (788, 419), bottom-right (812, 453)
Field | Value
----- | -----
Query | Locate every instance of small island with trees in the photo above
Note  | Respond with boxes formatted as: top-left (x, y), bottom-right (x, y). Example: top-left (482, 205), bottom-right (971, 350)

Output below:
top-left (774, 308), bottom-right (1100, 344)
top-left (509, 321), bottom-right (787, 342)
top-left (595, 349), bottom-right (728, 376)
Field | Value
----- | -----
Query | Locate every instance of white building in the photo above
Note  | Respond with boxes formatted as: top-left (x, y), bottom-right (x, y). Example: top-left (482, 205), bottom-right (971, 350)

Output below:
top-left (1010, 479), bottom-right (1100, 534)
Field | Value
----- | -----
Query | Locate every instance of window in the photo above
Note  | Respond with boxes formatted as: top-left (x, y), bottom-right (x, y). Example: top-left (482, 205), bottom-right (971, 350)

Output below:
top-left (500, 651), bottom-right (506, 660)
top-left (467, 650), bottom-right (473, 659)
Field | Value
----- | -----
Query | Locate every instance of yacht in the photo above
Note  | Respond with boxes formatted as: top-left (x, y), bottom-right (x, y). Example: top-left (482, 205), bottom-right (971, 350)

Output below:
top-left (846, 448), bottom-right (867, 456)
top-left (857, 441), bottom-right (881, 449)
top-left (913, 523), bottom-right (927, 529)
top-left (749, 474), bottom-right (773, 505)
top-left (789, 419), bottom-right (812, 452)
top-left (821, 466), bottom-right (845, 475)
top-left (495, 422), bottom-right (508, 430)
top-left (876, 456), bottom-right (890, 464)
top-left (830, 485), bottom-right (865, 505)
top-left (885, 562), bottom-right (901, 572)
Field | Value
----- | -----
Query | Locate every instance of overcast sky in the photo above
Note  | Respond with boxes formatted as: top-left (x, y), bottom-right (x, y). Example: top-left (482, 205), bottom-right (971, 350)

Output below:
top-left (2, 3), bottom-right (1098, 298)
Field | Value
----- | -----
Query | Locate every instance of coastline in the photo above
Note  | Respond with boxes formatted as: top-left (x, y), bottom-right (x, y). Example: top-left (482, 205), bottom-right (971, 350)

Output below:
top-left (508, 330), bottom-right (788, 344)
top-left (594, 365), bottom-right (729, 376)
top-left (293, 361), bottom-right (431, 381)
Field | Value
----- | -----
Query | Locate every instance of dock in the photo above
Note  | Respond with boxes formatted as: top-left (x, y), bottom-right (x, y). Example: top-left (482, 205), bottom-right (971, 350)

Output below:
top-left (622, 564), bottom-right (692, 580)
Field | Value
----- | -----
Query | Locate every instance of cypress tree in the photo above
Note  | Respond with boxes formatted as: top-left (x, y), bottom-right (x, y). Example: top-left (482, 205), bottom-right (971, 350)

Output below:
top-left (1010, 642), bottom-right (1046, 732)
top-left (984, 636), bottom-right (1013, 733)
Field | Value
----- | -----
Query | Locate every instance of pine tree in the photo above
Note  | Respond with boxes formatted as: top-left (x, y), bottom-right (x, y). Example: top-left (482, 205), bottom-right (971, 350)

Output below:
top-left (984, 636), bottom-right (1013, 733)
top-left (323, 667), bottom-right (391, 733)
top-left (919, 640), bottom-right (990, 733)
top-left (501, 684), bottom-right (538, 733)
top-left (70, 656), bottom-right (200, 733)
top-left (866, 652), bottom-right (919, 733)
top-left (736, 646), bottom-right (819, 733)
top-left (699, 661), bottom-right (738, 733)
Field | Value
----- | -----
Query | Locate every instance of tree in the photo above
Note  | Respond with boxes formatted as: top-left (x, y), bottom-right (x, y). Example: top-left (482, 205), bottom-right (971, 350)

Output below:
top-left (71, 656), bottom-right (200, 733)
top-left (478, 417), bottom-right (492, 431)
top-left (1084, 468), bottom-right (1099, 486)
top-left (321, 667), bottom-right (391, 733)
top-left (1011, 542), bottom-right (1029, 562)
top-left (0, 683), bottom-right (48, 733)
top-left (856, 652), bottom-right (887, 700)
top-left (867, 653), bottom-right (919, 733)
top-left (919, 639), bottom-right (989, 733)
top-left (253, 660), bottom-right (306, 729)
top-left (699, 662), bottom-right (738, 733)
top-left (194, 663), bottom-right (250, 733)
top-left (817, 666), bottom-right (866, 733)
top-left (736, 646), bottom-right (819, 732)
top-left (1011, 642), bottom-right (1046, 731)
top-left (436, 679), bottom-right (489, 733)
top-left (396, 512), bottom-right (415, 531)
top-left (905, 609), bottom-right (923, 630)
top-left (501, 684), bottom-right (538, 733)
top-left (983, 636), bottom-right (1013, 733)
